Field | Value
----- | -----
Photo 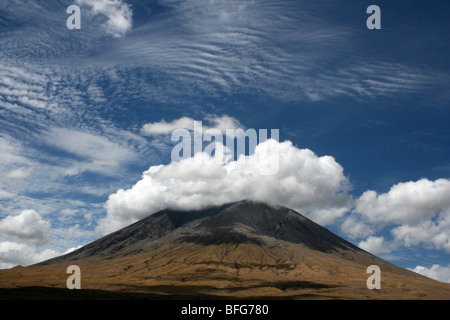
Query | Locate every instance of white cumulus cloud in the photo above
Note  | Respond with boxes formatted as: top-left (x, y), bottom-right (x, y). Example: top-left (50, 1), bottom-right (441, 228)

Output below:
top-left (0, 210), bottom-right (50, 246)
top-left (349, 178), bottom-right (450, 252)
top-left (354, 178), bottom-right (450, 225)
top-left (358, 236), bottom-right (391, 255)
top-left (340, 216), bottom-right (374, 239)
top-left (410, 264), bottom-right (450, 284)
top-left (97, 139), bottom-right (352, 234)
top-left (0, 241), bottom-right (58, 269)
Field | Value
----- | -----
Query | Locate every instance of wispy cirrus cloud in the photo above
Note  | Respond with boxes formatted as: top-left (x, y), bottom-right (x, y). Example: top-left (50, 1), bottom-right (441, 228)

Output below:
top-left (1, 0), bottom-right (445, 106)
top-left (141, 115), bottom-right (242, 135)
top-left (5, 167), bottom-right (33, 179)
top-left (84, 0), bottom-right (444, 102)
top-left (43, 127), bottom-right (139, 176)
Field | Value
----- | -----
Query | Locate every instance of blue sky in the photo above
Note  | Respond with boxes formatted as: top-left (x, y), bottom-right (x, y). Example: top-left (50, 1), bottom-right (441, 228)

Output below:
top-left (0, 0), bottom-right (449, 283)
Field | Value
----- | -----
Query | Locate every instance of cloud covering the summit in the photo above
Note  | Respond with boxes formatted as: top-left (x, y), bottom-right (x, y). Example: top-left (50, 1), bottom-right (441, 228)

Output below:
top-left (97, 139), bottom-right (352, 234)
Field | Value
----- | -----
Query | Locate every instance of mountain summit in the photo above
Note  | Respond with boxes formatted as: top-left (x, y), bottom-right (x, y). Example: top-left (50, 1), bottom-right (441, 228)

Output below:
top-left (42, 200), bottom-right (364, 263)
top-left (1, 200), bottom-right (450, 299)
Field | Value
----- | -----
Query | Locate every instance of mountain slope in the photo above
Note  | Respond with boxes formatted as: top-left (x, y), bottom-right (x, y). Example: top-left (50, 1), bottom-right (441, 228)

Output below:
top-left (42, 201), bottom-right (366, 263)
top-left (1, 200), bottom-right (449, 299)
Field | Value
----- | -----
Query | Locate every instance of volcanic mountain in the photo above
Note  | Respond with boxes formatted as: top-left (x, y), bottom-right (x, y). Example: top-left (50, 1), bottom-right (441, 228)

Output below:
top-left (1, 200), bottom-right (449, 299)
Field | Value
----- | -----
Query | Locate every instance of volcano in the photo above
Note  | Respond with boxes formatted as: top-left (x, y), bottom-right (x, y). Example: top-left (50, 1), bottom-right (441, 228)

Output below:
top-left (1, 200), bottom-right (449, 299)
